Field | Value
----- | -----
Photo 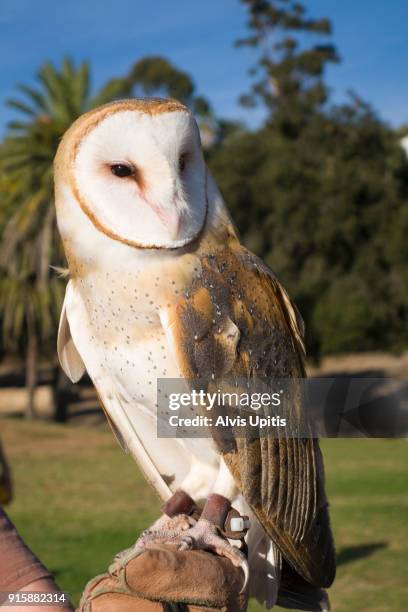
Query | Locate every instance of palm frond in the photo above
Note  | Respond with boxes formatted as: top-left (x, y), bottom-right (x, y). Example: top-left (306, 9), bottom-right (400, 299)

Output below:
top-left (17, 84), bottom-right (48, 113)
top-left (6, 99), bottom-right (37, 117)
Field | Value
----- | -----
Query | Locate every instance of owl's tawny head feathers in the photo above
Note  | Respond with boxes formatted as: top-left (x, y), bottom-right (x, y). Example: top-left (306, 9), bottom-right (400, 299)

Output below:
top-left (54, 98), bottom-right (208, 251)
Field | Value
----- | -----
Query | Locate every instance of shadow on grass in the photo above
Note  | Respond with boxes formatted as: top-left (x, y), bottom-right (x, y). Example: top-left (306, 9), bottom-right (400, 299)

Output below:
top-left (337, 542), bottom-right (387, 566)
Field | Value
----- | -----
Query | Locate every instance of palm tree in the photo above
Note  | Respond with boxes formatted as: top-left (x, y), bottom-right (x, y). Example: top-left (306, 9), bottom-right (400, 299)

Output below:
top-left (0, 58), bottom-right (132, 418)
top-left (0, 56), bottom-right (212, 419)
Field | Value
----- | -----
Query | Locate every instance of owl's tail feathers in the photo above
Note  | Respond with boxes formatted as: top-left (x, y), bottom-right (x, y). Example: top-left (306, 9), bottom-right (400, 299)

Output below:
top-left (276, 564), bottom-right (330, 611)
top-left (247, 523), bottom-right (330, 611)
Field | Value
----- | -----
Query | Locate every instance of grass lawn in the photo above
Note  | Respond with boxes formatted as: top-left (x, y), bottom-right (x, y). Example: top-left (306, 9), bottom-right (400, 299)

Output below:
top-left (1, 418), bottom-right (407, 611)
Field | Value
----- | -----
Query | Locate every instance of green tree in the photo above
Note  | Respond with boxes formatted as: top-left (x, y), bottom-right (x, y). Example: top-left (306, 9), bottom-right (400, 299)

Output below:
top-left (128, 56), bottom-right (211, 118)
top-left (237, 0), bottom-right (338, 134)
top-left (208, 1), bottom-right (408, 357)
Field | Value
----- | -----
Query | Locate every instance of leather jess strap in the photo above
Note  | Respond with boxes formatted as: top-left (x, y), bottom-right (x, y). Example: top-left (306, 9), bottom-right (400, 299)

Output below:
top-left (161, 490), bottom-right (197, 518)
top-left (162, 491), bottom-right (250, 539)
top-left (201, 494), bottom-right (231, 529)
top-left (162, 491), bottom-right (231, 528)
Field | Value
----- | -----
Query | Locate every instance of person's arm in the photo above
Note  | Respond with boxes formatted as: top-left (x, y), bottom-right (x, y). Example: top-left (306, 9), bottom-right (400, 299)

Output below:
top-left (0, 440), bottom-right (13, 505)
top-left (0, 505), bottom-right (73, 611)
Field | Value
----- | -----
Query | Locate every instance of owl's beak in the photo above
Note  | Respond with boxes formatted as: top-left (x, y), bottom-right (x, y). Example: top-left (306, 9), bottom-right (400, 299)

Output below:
top-left (159, 208), bottom-right (180, 238)
top-left (150, 202), bottom-right (180, 239)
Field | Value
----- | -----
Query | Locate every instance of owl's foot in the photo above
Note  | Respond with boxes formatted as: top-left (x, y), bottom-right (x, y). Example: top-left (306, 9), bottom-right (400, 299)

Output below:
top-left (135, 513), bottom-right (196, 548)
top-left (175, 518), bottom-right (249, 592)
top-left (135, 489), bottom-right (199, 549)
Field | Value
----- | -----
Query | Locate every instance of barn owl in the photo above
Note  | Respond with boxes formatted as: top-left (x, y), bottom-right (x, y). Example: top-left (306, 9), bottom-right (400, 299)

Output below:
top-left (54, 99), bottom-right (335, 610)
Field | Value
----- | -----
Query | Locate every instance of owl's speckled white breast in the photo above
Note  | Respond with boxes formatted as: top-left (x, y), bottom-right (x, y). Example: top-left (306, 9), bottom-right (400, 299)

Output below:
top-left (66, 253), bottom-right (220, 490)
top-left (74, 265), bottom-right (182, 411)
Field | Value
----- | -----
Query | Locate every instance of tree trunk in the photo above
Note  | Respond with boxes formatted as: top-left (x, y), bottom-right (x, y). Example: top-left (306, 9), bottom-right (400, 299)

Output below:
top-left (25, 310), bottom-right (38, 420)
top-left (52, 367), bottom-right (73, 423)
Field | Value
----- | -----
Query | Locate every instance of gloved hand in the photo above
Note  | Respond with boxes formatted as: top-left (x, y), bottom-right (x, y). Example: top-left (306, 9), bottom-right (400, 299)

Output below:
top-left (78, 542), bottom-right (248, 612)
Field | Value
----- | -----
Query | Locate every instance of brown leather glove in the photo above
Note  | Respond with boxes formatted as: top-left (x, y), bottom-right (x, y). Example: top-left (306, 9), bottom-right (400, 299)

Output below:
top-left (78, 543), bottom-right (248, 612)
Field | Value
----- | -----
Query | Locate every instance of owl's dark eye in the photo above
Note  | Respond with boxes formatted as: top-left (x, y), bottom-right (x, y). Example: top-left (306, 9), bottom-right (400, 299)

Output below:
top-left (110, 163), bottom-right (133, 178)
top-left (178, 154), bottom-right (187, 172)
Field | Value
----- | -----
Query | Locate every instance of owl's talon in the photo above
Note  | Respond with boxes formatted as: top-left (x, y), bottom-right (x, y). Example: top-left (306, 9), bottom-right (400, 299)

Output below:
top-left (177, 537), bottom-right (193, 551)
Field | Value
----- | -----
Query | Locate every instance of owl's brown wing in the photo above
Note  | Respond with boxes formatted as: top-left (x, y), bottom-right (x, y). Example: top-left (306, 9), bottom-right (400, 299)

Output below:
top-left (163, 242), bottom-right (335, 588)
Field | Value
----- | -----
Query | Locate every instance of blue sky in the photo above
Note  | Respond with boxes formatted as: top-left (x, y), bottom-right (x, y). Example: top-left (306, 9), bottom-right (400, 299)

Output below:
top-left (1, 0), bottom-right (408, 134)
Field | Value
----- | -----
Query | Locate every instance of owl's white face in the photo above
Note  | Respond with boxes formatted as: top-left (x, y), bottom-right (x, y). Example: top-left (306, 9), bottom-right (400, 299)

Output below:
top-left (71, 108), bottom-right (207, 249)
